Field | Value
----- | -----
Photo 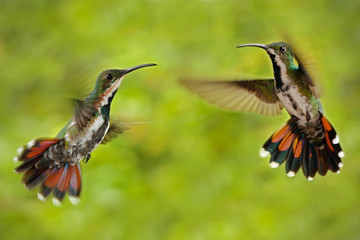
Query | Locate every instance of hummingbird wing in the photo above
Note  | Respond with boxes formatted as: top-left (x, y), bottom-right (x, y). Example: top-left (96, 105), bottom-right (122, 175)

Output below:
top-left (73, 99), bottom-right (99, 132)
top-left (181, 79), bottom-right (283, 116)
top-left (293, 53), bottom-right (320, 97)
top-left (294, 54), bottom-right (314, 86)
top-left (101, 121), bottom-right (130, 145)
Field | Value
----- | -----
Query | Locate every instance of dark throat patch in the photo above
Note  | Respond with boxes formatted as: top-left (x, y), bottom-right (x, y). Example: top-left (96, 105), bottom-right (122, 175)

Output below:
top-left (268, 53), bottom-right (283, 89)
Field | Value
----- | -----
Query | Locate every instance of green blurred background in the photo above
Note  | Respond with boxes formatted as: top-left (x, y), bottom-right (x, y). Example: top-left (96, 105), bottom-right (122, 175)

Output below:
top-left (1, 0), bottom-right (360, 239)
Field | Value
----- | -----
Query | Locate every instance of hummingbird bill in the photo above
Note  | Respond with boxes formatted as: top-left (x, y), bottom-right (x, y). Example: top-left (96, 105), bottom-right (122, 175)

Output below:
top-left (14, 63), bottom-right (157, 205)
top-left (182, 42), bottom-right (343, 180)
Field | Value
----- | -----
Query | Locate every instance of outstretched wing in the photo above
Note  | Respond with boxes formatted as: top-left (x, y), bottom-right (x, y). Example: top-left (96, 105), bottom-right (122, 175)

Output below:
top-left (181, 79), bottom-right (283, 116)
top-left (101, 121), bottom-right (130, 145)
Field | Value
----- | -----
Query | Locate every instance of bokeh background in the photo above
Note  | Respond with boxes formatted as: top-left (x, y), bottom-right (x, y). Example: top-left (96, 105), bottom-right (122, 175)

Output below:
top-left (1, 0), bottom-right (360, 239)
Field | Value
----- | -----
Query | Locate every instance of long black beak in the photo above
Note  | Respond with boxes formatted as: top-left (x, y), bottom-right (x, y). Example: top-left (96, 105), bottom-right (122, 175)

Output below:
top-left (236, 43), bottom-right (268, 50)
top-left (124, 63), bottom-right (157, 74)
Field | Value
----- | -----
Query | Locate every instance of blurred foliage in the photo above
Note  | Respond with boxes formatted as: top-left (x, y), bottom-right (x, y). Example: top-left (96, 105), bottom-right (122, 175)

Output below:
top-left (1, 0), bottom-right (360, 239)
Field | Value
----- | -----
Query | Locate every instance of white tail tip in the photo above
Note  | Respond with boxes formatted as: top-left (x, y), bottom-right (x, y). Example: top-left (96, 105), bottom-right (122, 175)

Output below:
top-left (52, 198), bottom-right (62, 207)
top-left (38, 193), bottom-right (46, 202)
top-left (332, 135), bottom-right (340, 144)
top-left (287, 171), bottom-right (295, 177)
top-left (260, 148), bottom-right (270, 157)
top-left (269, 162), bottom-right (279, 168)
top-left (16, 146), bottom-right (25, 155)
top-left (26, 139), bottom-right (36, 149)
top-left (69, 196), bottom-right (80, 205)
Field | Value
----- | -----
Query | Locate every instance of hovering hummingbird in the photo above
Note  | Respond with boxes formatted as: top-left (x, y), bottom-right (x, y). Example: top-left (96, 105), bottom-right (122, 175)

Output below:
top-left (14, 63), bottom-right (157, 205)
top-left (182, 42), bottom-right (343, 180)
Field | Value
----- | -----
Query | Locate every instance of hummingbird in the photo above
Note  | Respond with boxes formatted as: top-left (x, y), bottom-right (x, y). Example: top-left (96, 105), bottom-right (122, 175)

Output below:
top-left (14, 63), bottom-right (157, 205)
top-left (182, 42), bottom-right (343, 180)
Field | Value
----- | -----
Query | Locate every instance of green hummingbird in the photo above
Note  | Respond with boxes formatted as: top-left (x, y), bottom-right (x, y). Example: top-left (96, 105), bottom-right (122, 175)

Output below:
top-left (14, 63), bottom-right (157, 205)
top-left (182, 42), bottom-right (343, 180)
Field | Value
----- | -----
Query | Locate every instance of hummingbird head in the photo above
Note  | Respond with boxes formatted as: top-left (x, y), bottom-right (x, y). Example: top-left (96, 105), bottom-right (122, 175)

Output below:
top-left (92, 63), bottom-right (157, 106)
top-left (237, 42), bottom-right (297, 70)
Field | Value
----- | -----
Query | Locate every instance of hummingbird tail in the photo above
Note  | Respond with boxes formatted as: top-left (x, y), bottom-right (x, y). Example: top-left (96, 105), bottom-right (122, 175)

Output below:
top-left (37, 163), bottom-right (82, 206)
top-left (261, 116), bottom-right (343, 180)
top-left (14, 139), bottom-right (82, 205)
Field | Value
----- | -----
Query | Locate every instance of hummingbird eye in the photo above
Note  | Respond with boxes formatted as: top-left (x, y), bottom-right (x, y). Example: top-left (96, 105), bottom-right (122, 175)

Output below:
top-left (105, 74), bottom-right (113, 80)
top-left (279, 46), bottom-right (286, 52)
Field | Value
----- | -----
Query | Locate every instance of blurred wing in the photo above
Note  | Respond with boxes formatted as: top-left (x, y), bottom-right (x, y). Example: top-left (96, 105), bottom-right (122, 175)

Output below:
top-left (181, 79), bottom-right (284, 116)
top-left (74, 100), bottom-right (98, 132)
top-left (294, 54), bottom-right (315, 85)
top-left (101, 121), bottom-right (130, 145)
top-left (293, 51), bottom-right (319, 97)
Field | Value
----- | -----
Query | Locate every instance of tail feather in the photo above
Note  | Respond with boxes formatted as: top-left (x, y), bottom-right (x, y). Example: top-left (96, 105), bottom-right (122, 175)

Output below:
top-left (262, 115), bottom-right (343, 179)
top-left (35, 158), bottom-right (53, 169)
top-left (53, 165), bottom-right (72, 204)
top-left (308, 144), bottom-right (318, 177)
top-left (15, 158), bottom-right (41, 172)
top-left (37, 164), bottom-right (81, 205)
top-left (285, 135), bottom-right (302, 176)
top-left (317, 149), bottom-right (328, 176)
top-left (262, 123), bottom-right (292, 153)
top-left (68, 164), bottom-right (82, 204)
top-left (300, 140), bottom-right (317, 179)
top-left (327, 149), bottom-right (341, 172)
top-left (15, 139), bottom-right (60, 172)
top-left (22, 167), bottom-right (52, 189)
top-left (16, 139), bottom-right (59, 162)
top-left (39, 167), bottom-right (63, 200)
top-left (14, 138), bottom-right (82, 205)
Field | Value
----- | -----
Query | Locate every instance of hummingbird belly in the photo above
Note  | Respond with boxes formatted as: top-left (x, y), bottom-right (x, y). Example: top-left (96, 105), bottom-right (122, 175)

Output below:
top-left (71, 115), bottom-right (110, 158)
top-left (47, 116), bottom-right (110, 166)
top-left (276, 84), bottom-right (317, 122)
